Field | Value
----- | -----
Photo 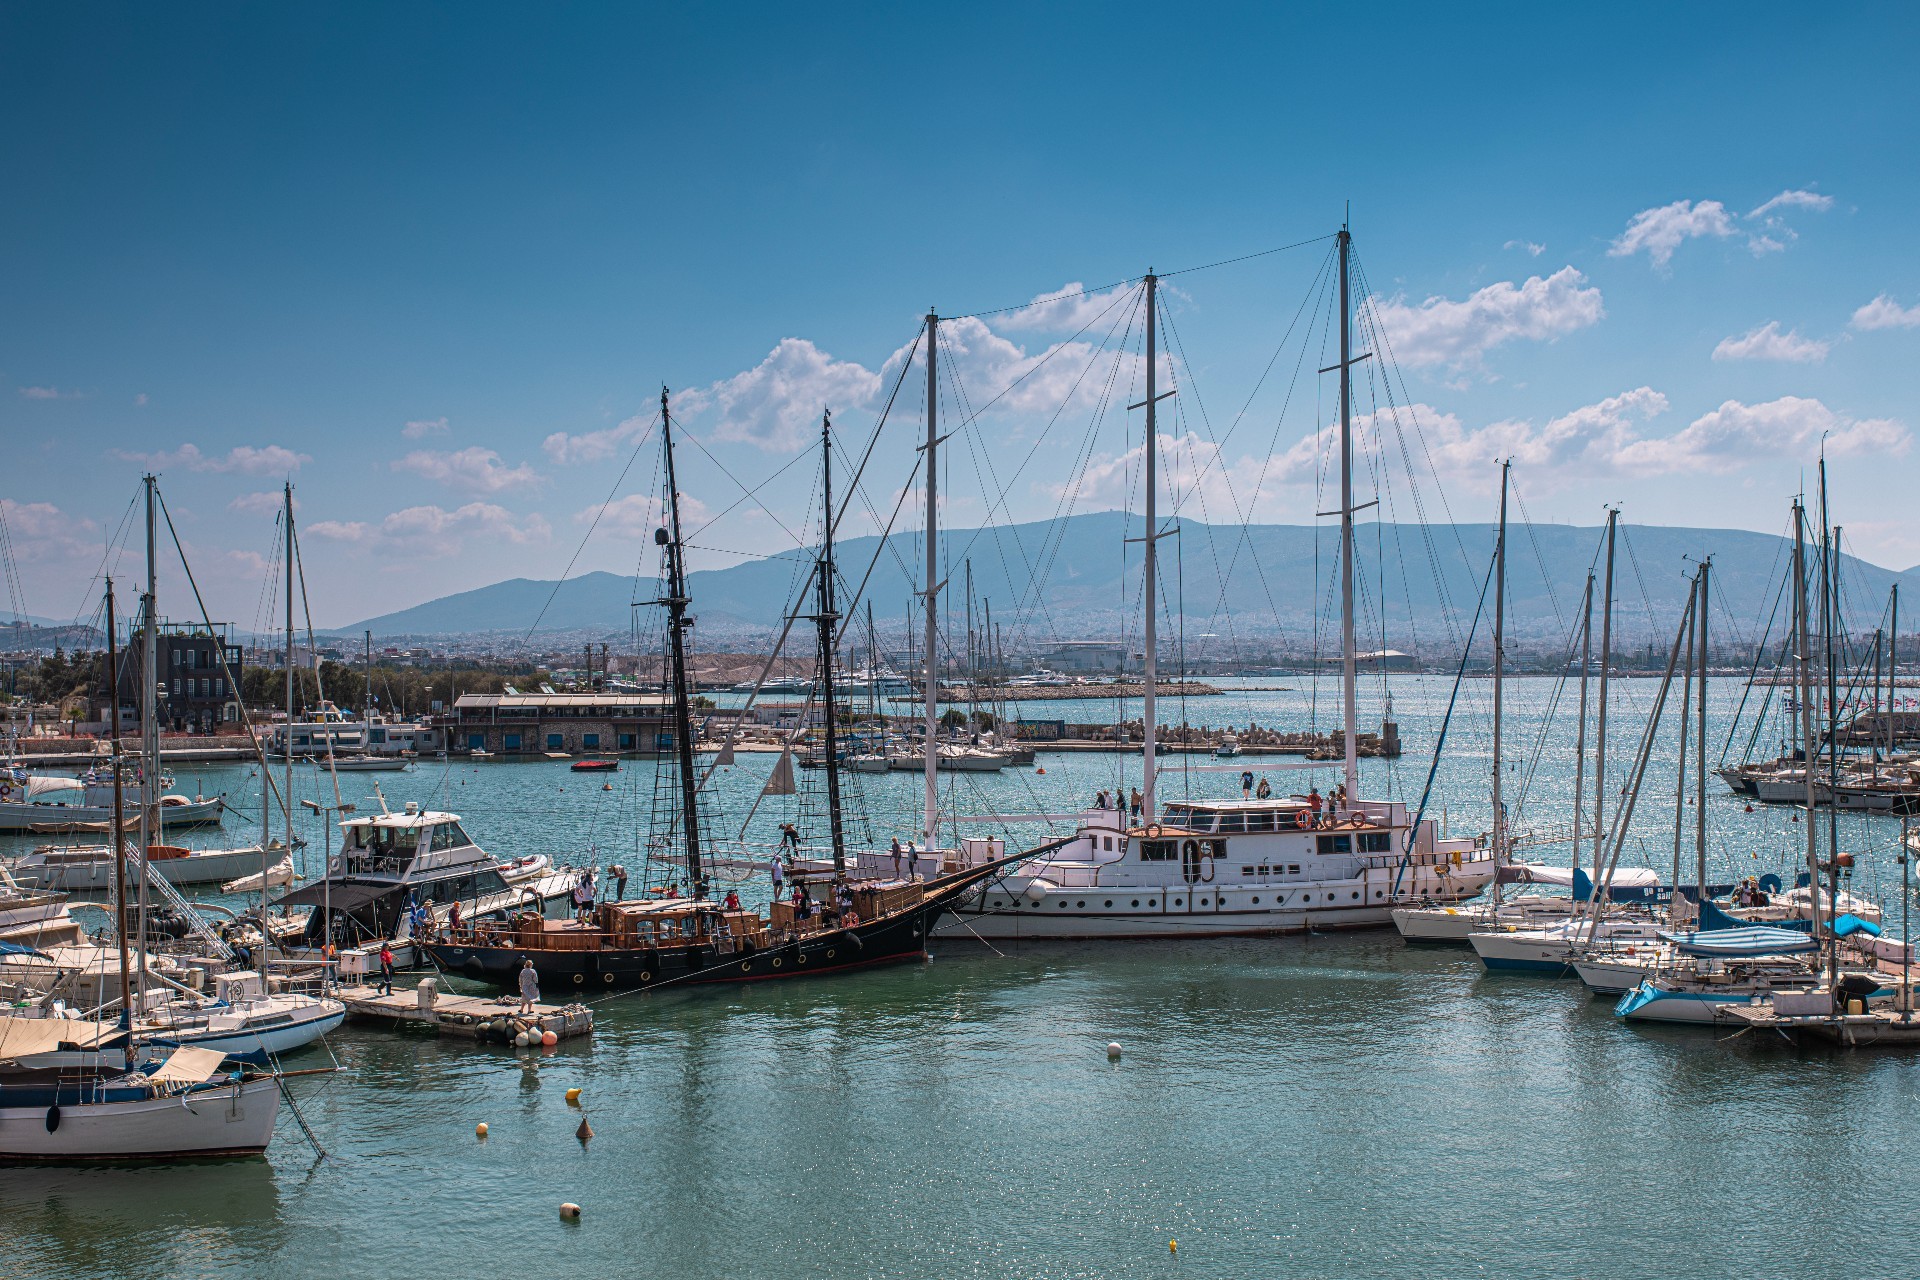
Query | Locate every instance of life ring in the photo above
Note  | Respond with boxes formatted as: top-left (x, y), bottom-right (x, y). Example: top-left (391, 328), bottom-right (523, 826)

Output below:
top-left (1294, 810), bottom-right (1312, 830)
top-left (1145, 823), bottom-right (1163, 838)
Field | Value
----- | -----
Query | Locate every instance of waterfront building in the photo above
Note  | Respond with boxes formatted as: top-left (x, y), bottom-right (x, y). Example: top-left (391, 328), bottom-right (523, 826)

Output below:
top-left (449, 691), bottom-right (674, 755)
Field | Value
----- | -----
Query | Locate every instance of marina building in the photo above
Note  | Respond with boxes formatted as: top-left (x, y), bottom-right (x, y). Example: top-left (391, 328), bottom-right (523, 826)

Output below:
top-left (112, 621), bottom-right (246, 732)
top-left (450, 691), bottom-right (676, 755)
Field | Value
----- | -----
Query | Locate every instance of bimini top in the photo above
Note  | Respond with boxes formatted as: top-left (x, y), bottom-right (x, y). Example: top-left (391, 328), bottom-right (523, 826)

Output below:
top-left (341, 806), bottom-right (461, 832)
top-left (1658, 926), bottom-right (1818, 958)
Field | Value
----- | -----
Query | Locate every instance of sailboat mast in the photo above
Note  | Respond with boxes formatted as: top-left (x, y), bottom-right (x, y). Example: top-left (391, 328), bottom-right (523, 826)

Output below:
top-left (659, 388), bottom-right (705, 886)
top-left (1589, 508), bottom-right (1619, 916)
top-left (1142, 271), bottom-right (1160, 821)
top-left (1793, 499), bottom-right (1822, 940)
top-left (1570, 572), bottom-right (1593, 898)
top-left (922, 311), bottom-right (940, 847)
top-left (281, 481), bottom-right (296, 934)
top-left (138, 473), bottom-right (157, 995)
top-left (816, 410), bottom-right (846, 876)
top-left (104, 576), bottom-right (134, 1026)
top-left (1670, 573), bottom-right (1696, 905)
top-left (1819, 464), bottom-right (1841, 988)
top-left (1490, 460), bottom-right (1509, 894)
top-left (1695, 556), bottom-right (1710, 898)
top-left (1337, 231), bottom-right (1359, 798)
top-left (1892, 586), bottom-right (1901, 763)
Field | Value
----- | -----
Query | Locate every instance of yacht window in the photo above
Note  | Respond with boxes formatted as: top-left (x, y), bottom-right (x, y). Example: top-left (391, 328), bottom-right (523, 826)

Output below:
top-left (1139, 840), bottom-right (1178, 861)
top-left (1242, 866), bottom-right (1256, 876)
top-left (1289, 864), bottom-right (1301, 875)
top-left (1247, 812), bottom-right (1276, 833)
top-left (1316, 834), bottom-right (1352, 855)
top-left (1184, 812), bottom-right (1215, 832)
top-left (1208, 840), bottom-right (1227, 858)
top-left (1161, 805), bottom-right (1190, 827)
top-left (447, 823), bottom-right (473, 849)
top-left (1217, 812), bottom-right (1247, 834)
top-left (1103, 837), bottom-right (1113, 852)
top-left (1360, 832), bottom-right (1393, 853)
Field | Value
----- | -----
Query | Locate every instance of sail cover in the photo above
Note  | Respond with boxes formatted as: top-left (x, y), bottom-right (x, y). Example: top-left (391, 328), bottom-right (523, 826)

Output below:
top-left (1657, 926), bottom-right (1818, 957)
top-left (25, 776), bottom-right (84, 800)
top-left (147, 1045), bottom-right (229, 1085)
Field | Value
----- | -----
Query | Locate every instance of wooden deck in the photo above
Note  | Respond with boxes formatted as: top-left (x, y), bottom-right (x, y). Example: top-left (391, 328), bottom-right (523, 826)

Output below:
top-left (335, 980), bottom-right (594, 1041)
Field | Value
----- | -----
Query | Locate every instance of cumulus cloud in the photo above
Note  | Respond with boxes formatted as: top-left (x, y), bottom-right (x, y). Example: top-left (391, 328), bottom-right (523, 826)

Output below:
top-left (113, 442), bottom-right (311, 475)
top-left (1622, 396), bottom-right (1906, 474)
top-left (402, 416), bottom-right (450, 439)
top-left (1852, 295), bottom-right (1920, 331)
top-left (19, 386), bottom-right (81, 400)
top-left (392, 447), bottom-right (542, 494)
top-left (1611, 189), bottom-right (1833, 268)
top-left (228, 491), bottom-right (296, 515)
top-left (1504, 240), bottom-right (1546, 257)
top-left (576, 492), bottom-right (713, 542)
top-left (543, 412), bottom-right (654, 466)
top-left (1, 498), bottom-right (97, 561)
top-left (678, 338), bottom-right (884, 452)
top-left (1369, 267), bottom-right (1604, 369)
top-left (881, 315), bottom-right (1167, 424)
top-left (1712, 321), bottom-right (1830, 364)
top-left (994, 281), bottom-right (1139, 333)
top-left (307, 503), bottom-right (550, 557)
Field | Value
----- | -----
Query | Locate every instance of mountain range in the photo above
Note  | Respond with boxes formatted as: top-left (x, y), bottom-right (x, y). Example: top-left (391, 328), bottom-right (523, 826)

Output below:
top-left (336, 512), bottom-right (1920, 652)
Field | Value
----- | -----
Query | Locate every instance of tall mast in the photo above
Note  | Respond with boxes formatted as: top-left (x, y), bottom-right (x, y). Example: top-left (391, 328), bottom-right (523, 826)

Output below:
top-left (1793, 498), bottom-right (1822, 940)
top-left (1570, 572), bottom-right (1594, 900)
top-left (1490, 460), bottom-right (1509, 893)
top-left (659, 388), bottom-right (705, 887)
top-left (365, 628), bottom-right (373, 723)
top-left (1142, 270), bottom-right (1161, 821)
top-left (104, 576), bottom-right (134, 1026)
top-left (1819, 465), bottom-right (1841, 988)
top-left (1892, 586), bottom-right (1901, 765)
top-left (1695, 556), bottom-right (1711, 899)
top-left (816, 410), bottom-right (846, 876)
top-left (922, 311), bottom-right (940, 847)
top-left (1670, 572), bottom-right (1697, 910)
top-left (282, 480), bottom-right (296, 939)
top-left (1337, 231), bottom-right (1359, 798)
top-left (1589, 508), bottom-right (1619, 913)
top-left (138, 473), bottom-right (157, 995)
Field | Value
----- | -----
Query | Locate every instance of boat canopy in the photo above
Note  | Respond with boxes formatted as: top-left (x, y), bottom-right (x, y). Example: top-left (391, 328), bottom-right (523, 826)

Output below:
top-left (1833, 913), bottom-right (1883, 939)
top-left (24, 776), bottom-right (84, 800)
top-left (1503, 865), bottom-right (1662, 900)
top-left (1657, 926), bottom-right (1818, 957)
top-left (0, 1014), bottom-right (125, 1059)
top-left (273, 881), bottom-right (390, 911)
top-left (147, 1045), bottom-right (230, 1085)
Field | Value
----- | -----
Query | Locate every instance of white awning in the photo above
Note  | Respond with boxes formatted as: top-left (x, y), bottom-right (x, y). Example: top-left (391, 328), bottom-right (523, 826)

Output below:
top-left (26, 776), bottom-right (84, 800)
top-left (0, 1014), bottom-right (122, 1059)
top-left (147, 1045), bottom-right (230, 1085)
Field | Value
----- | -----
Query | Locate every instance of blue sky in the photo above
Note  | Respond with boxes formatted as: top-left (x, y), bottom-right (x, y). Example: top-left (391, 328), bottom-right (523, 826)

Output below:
top-left (4, 3), bottom-right (1918, 630)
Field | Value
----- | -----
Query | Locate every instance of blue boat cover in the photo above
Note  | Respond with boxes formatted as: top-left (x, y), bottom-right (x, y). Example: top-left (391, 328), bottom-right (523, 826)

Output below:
top-left (1697, 898), bottom-right (1813, 934)
top-left (0, 941), bottom-right (48, 960)
top-left (1571, 868), bottom-right (1662, 904)
top-left (1657, 926), bottom-right (1818, 957)
top-left (1833, 913), bottom-right (1883, 939)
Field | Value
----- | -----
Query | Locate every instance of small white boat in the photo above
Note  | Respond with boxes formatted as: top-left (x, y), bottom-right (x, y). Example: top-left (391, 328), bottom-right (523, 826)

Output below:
top-left (221, 857), bottom-right (296, 895)
top-left (139, 974), bottom-right (344, 1062)
top-left (1468, 915), bottom-right (1666, 974)
top-left (10, 841), bottom-right (293, 892)
top-left (310, 755), bottom-right (412, 773)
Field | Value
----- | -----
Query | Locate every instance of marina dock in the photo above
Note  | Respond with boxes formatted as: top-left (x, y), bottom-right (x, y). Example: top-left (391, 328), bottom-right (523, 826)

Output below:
top-left (335, 980), bottom-right (594, 1043)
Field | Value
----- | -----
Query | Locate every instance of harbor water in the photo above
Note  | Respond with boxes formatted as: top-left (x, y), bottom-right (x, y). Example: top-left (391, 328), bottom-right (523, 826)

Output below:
top-left (4, 677), bottom-right (1915, 1279)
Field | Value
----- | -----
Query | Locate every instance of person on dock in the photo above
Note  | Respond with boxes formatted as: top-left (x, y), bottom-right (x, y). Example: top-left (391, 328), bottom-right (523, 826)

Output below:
top-left (1241, 770), bottom-right (1255, 799)
top-left (377, 942), bottom-right (395, 996)
top-left (518, 959), bottom-right (540, 1014)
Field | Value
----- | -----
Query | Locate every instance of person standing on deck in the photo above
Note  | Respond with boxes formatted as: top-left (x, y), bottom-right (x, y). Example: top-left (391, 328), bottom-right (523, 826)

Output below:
top-left (890, 837), bottom-right (903, 878)
top-left (1255, 777), bottom-right (1272, 800)
top-left (1241, 770), bottom-right (1255, 800)
top-left (377, 942), bottom-right (395, 996)
top-left (518, 959), bottom-right (540, 1013)
top-left (771, 856), bottom-right (785, 897)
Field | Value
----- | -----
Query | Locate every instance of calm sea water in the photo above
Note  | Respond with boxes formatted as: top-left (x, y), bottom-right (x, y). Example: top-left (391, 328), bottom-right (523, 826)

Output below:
top-left (4, 677), bottom-right (1915, 1280)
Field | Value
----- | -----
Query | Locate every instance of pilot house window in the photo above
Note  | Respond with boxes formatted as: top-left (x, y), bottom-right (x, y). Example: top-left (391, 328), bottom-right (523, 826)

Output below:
top-left (1139, 840), bottom-right (1178, 861)
top-left (1317, 834), bottom-right (1352, 854)
top-left (1360, 833), bottom-right (1393, 853)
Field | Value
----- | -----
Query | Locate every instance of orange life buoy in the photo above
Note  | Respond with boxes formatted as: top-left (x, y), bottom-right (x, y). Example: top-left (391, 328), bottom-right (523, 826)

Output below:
top-left (1294, 810), bottom-right (1312, 830)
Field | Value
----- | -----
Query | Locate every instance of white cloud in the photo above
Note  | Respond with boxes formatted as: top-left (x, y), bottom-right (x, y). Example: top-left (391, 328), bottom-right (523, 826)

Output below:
top-left (1620, 396), bottom-right (1907, 474)
top-left (1504, 240), bottom-right (1545, 257)
top-left (994, 281), bottom-right (1139, 332)
top-left (576, 492), bottom-right (712, 542)
top-left (1612, 189), bottom-right (1833, 268)
top-left (228, 491), bottom-right (297, 515)
top-left (1369, 267), bottom-right (1604, 369)
top-left (134, 393), bottom-right (148, 407)
top-left (1852, 294), bottom-right (1920, 331)
top-left (18, 385), bottom-right (82, 400)
top-left (543, 412), bottom-right (653, 466)
top-left (402, 416), bottom-right (450, 439)
top-left (1711, 321), bottom-right (1830, 364)
top-left (680, 338), bottom-right (883, 452)
top-left (882, 314), bottom-right (1167, 422)
top-left (0, 498), bottom-right (97, 561)
top-left (1608, 199), bottom-right (1737, 268)
top-left (393, 447), bottom-right (542, 494)
top-left (113, 443), bottom-right (311, 475)
top-left (307, 503), bottom-right (550, 557)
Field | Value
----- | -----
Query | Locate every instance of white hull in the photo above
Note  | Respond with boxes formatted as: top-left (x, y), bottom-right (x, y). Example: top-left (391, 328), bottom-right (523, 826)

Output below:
top-left (0, 796), bottom-right (224, 834)
top-left (12, 845), bottom-right (274, 891)
top-left (1470, 919), bottom-right (1666, 974)
top-left (0, 1075), bottom-right (279, 1161)
top-left (142, 998), bottom-right (345, 1060)
top-left (1571, 954), bottom-right (1660, 995)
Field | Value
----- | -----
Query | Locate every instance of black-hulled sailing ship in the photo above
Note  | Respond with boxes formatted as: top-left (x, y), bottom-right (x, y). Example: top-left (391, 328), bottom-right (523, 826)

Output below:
top-left (425, 394), bottom-right (1035, 995)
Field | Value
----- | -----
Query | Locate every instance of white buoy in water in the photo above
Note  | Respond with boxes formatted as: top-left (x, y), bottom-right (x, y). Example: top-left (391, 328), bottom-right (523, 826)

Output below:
top-left (1106, 1042), bottom-right (1123, 1060)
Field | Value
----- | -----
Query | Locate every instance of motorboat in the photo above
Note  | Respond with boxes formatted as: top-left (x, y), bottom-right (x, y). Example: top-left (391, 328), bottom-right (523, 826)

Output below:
top-left (272, 803), bottom-right (575, 967)
top-left (1393, 865), bottom-right (1662, 943)
top-left (941, 796), bottom-right (1495, 941)
top-left (570, 758), bottom-right (619, 773)
top-left (137, 971), bottom-right (344, 1062)
top-left (309, 755), bottom-right (412, 773)
top-left (0, 770), bottom-right (224, 835)
top-left (9, 840), bottom-right (295, 892)
top-left (1467, 914), bottom-right (1666, 975)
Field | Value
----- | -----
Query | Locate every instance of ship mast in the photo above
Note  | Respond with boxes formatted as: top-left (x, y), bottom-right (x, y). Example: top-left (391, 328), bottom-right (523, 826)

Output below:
top-left (1490, 460), bottom-right (1509, 899)
top-left (1140, 272), bottom-right (1162, 820)
top-left (921, 311), bottom-right (941, 848)
top-left (138, 473), bottom-right (157, 996)
top-left (815, 410), bottom-right (847, 876)
top-left (658, 388), bottom-right (705, 889)
top-left (104, 576), bottom-right (135, 1026)
top-left (1327, 229), bottom-right (1372, 799)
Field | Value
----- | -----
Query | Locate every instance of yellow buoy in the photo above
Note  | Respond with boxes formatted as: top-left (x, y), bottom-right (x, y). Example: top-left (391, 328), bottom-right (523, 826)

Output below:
top-left (1170, 1240), bottom-right (1177, 1254)
top-left (565, 1087), bottom-right (582, 1105)
top-left (559, 1202), bottom-right (581, 1220)
top-left (475, 1122), bottom-right (488, 1138)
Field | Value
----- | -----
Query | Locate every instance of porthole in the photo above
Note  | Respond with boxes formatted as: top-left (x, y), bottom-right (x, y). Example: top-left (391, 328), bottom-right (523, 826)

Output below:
top-left (1131, 899), bottom-right (1140, 907)
top-left (1076, 901), bottom-right (1086, 908)
top-left (771, 958), bottom-right (783, 969)
top-left (1303, 894), bottom-right (1311, 902)
top-left (572, 974), bottom-right (584, 984)
top-left (739, 961), bottom-right (752, 973)
top-left (1104, 900), bottom-right (1113, 908)
top-left (1374, 891), bottom-right (1383, 898)
top-left (1174, 898), bottom-right (1183, 906)
top-left (637, 970), bottom-right (651, 981)
top-left (826, 949), bottom-right (836, 959)
top-left (1057, 900), bottom-right (1067, 908)
top-left (1149, 899), bottom-right (1157, 907)
top-left (1352, 892), bottom-right (1360, 900)
top-left (1252, 896), bottom-right (1260, 904)
top-left (797, 954), bottom-right (808, 965)
top-left (605, 972), bottom-right (617, 983)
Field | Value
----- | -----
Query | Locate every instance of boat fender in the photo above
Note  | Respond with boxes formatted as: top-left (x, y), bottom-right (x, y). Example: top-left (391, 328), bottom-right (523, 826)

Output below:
top-left (1106, 1041), bottom-right (1122, 1060)
top-left (541, 1031), bottom-right (557, 1047)
top-left (841, 929), bottom-right (864, 950)
top-left (44, 1104), bottom-right (59, 1133)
